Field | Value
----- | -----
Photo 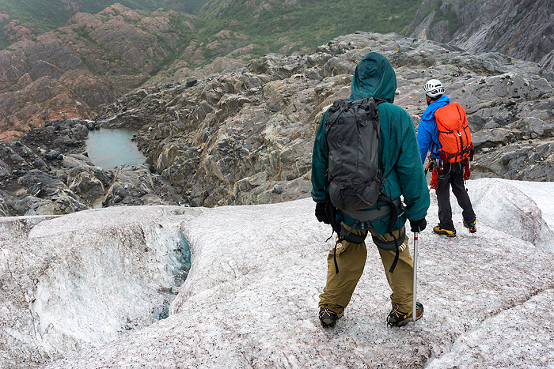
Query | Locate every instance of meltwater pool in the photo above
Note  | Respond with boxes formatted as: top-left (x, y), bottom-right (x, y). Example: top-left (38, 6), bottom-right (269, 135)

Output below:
top-left (86, 129), bottom-right (146, 169)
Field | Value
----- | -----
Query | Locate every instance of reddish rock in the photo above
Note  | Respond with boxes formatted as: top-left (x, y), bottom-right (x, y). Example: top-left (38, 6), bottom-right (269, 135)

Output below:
top-left (3, 19), bottom-right (35, 44)
top-left (0, 5), bottom-right (194, 142)
top-left (0, 76), bottom-right (96, 142)
top-left (59, 70), bottom-right (117, 107)
top-left (15, 73), bottom-right (33, 89)
top-left (65, 12), bottom-right (103, 29)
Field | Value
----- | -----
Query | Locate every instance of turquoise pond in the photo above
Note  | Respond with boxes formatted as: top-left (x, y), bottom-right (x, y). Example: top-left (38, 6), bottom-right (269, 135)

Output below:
top-left (86, 129), bottom-right (146, 169)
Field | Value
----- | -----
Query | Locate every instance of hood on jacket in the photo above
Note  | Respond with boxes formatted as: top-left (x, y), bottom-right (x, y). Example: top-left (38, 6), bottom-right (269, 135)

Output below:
top-left (349, 52), bottom-right (397, 103)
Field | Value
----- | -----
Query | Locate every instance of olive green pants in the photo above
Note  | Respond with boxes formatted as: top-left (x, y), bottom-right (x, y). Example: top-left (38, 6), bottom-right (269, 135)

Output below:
top-left (319, 227), bottom-right (414, 313)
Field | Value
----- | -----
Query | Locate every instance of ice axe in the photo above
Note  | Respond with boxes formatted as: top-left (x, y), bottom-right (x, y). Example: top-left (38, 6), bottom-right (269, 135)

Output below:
top-left (412, 231), bottom-right (419, 322)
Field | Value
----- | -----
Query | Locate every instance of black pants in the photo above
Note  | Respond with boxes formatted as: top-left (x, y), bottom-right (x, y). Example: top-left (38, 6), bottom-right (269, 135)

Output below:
top-left (436, 161), bottom-right (476, 231)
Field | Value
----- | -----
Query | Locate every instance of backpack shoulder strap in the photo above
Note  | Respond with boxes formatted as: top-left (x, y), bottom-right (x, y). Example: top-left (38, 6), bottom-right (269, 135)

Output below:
top-left (373, 97), bottom-right (387, 105)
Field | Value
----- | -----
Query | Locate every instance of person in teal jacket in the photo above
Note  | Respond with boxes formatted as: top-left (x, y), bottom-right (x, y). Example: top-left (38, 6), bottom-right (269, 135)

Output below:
top-left (311, 52), bottom-right (430, 328)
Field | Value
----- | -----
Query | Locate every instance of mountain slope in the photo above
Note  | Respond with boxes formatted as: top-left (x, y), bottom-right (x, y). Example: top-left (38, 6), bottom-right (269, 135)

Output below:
top-left (0, 0), bottom-right (209, 49)
top-left (1, 0), bottom-right (552, 143)
top-left (199, 0), bottom-right (423, 54)
top-left (2, 31), bottom-right (551, 218)
top-left (406, 0), bottom-right (554, 73)
top-left (0, 4), bottom-right (199, 142)
top-left (0, 0), bottom-right (426, 142)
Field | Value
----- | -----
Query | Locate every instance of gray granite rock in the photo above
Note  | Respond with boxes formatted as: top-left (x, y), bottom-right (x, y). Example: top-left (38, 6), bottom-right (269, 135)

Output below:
top-left (2, 32), bottom-right (554, 215)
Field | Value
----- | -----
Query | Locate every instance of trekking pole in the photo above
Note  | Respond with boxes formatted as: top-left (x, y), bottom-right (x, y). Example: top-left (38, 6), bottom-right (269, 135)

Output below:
top-left (412, 231), bottom-right (419, 322)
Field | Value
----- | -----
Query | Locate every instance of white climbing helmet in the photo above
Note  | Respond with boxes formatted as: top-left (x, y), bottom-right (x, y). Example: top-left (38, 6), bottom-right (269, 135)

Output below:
top-left (423, 79), bottom-right (445, 97)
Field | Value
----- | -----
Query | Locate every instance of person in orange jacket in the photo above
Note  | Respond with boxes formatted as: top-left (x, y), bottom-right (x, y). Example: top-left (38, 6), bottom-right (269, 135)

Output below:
top-left (417, 79), bottom-right (476, 238)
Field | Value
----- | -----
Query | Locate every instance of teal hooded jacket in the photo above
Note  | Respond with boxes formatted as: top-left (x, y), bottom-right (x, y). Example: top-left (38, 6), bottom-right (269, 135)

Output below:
top-left (311, 52), bottom-right (430, 234)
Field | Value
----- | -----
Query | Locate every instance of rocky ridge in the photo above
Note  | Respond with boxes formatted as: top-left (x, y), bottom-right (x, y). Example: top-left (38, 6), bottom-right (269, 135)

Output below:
top-left (3, 1), bottom-right (553, 144)
top-left (0, 3), bottom-right (277, 143)
top-left (1, 31), bottom-right (553, 217)
top-left (407, 0), bottom-right (554, 73)
top-left (0, 4), bottom-right (197, 142)
top-left (0, 118), bottom-right (182, 217)
top-left (97, 32), bottom-right (554, 206)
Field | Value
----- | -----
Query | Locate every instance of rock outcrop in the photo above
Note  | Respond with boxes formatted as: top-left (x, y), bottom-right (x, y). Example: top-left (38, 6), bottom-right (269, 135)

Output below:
top-left (407, 0), bottom-right (554, 73)
top-left (0, 118), bottom-right (182, 217)
top-left (1, 32), bottom-right (553, 216)
top-left (0, 5), bottom-right (196, 142)
top-left (95, 32), bottom-right (554, 208)
top-left (3, 0), bottom-right (552, 144)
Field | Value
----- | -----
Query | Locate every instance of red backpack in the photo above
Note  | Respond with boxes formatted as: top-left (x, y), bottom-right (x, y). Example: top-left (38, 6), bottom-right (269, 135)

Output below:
top-left (434, 102), bottom-right (474, 163)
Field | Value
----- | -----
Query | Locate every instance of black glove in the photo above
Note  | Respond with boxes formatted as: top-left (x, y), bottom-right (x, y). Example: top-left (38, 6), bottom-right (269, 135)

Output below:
top-left (410, 218), bottom-right (427, 232)
top-left (315, 202), bottom-right (330, 224)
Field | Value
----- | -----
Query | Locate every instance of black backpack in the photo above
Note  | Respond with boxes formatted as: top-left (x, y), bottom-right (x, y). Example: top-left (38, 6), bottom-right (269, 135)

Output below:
top-left (326, 97), bottom-right (386, 215)
top-left (325, 97), bottom-right (402, 273)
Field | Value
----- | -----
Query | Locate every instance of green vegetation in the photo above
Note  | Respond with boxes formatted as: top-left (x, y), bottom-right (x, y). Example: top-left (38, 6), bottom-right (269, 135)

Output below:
top-left (0, 0), bottom-right (74, 47)
top-left (0, 0), bottom-right (428, 80)
top-left (75, 26), bottom-right (94, 43)
top-left (149, 13), bottom-right (195, 74)
top-left (194, 0), bottom-right (423, 63)
top-left (437, 10), bottom-right (460, 36)
top-left (428, 0), bottom-right (461, 36)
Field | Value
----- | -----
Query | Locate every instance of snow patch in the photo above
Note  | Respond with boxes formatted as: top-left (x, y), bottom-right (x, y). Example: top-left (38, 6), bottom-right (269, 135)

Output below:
top-left (24, 206), bottom-right (194, 355)
top-left (457, 178), bottom-right (554, 252)
top-left (2, 180), bottom-right (554, 368)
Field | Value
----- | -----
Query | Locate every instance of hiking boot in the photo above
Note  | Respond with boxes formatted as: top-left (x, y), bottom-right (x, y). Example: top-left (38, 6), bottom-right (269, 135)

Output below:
top-left (463, 220), bottom-right (477, 233)
top-left (319, 307), bottom-right (344, 328)
top-left (433, 225), bottom-right (456, 237)
top-left (387, 302), bottom-right (424, 327)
